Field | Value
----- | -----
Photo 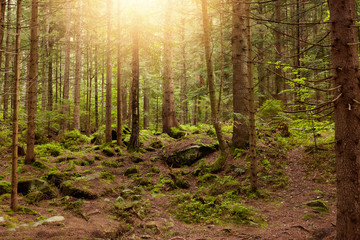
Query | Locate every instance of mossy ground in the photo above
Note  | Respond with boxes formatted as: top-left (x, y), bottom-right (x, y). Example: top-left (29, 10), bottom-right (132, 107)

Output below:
top-left (0, 123), bottom-right (336, 239)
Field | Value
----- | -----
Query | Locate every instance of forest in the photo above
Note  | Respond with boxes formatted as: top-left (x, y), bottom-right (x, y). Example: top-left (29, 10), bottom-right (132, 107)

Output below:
top-left (0, 0), bottom-right (358, 239)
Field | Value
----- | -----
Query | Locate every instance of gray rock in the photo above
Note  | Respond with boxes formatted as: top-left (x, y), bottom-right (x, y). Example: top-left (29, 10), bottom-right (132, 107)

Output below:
top-left (165, 145), bottom-right (217, 168)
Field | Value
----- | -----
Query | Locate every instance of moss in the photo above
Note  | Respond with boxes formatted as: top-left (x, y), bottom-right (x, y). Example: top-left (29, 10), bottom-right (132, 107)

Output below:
top-left (124, 167), bottom-right (139, 177)
top-left (102, 160), bottom-right (121, 168)
top-left (17, 206), bottom-right (38, 215)
top-left (31, 160), bottom-right (48, 170)
top-left (102, 147), bottom-right (115, 157)
top-left (169, 127), bottom-right (186, 139)
top-left (150, 157), bottom-right (160, 162)
top-left (61, 130), bottom-right (90, 150)
top-left (306, 200), bottom-right (329, 213)
top-left (197, 173), bottom-right (218, 186)
top-left (210, 150), bottom-right (229, 173)
top-left (35, 143), bottom-right (63, 157)
top-left (0, 181), bottom-right (11, 195)
top-left (302, 214), bottom-right (317, 220)
top-left (151, 166), bottom-right (160, 174)
top-left (101, 170), bottom-right (115, 181)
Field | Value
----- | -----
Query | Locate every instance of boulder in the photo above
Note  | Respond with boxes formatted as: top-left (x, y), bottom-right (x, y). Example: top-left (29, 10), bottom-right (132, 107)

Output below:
top-left (60, 180), bottom-right (97, 199)
top-left (165, 145), bottom-right (217, 168)
top-left (18, 179), bottom-right (48, 195)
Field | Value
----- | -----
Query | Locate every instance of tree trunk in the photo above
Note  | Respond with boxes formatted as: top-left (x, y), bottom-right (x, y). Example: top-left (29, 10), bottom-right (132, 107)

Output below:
top-left (328, 0), bottom-right (360, 238)
top-left (11, 0), bottom-right (22, 212)
top-left (128, 20), bottom-right (140, 152)
top-left (105, 0), bottom-right (112, 142)
top-left (3, 0), bottom-right (11, 121)
top-left (232, 0), bottom-right (249, 149)
top-left (94, 44), bottom-right (99, 130)
top-left (162, 0), bottom-right (179, 134)
top-left (116, 1), bottom-right (122, 145)
top-left (73, 0), bottom-right (82, 130)
top-left (200, 0), bottom-right (228, 173)
top-left (25, 0), bottom-right (39, 164)
top-left (247, 4), bottom-right (257, 191)
top-left (274, 0), bottom-right (284, 101)
top-left (62, 0), bottom-right (71, 131)
top-left (180, 17), bottom-right (187, 125)
top-left (143, 84), bottom-right (149, 129)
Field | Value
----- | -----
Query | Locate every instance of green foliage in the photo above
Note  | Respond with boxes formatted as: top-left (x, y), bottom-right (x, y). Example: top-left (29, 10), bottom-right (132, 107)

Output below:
top-left (35, 142), bottom-right (63, 157)
top-left (257, 100), bottom-right (290, 125)
top-left (101, 170), bottom-right (115, 181)
top-left (61, 130), bottom-right (90, 150)
top-left (0, 181), bottom-right (11, 195)
top-left (17, 206), bottom-right (38, 215)
top-left (169, 193), bottom-right (261, 225)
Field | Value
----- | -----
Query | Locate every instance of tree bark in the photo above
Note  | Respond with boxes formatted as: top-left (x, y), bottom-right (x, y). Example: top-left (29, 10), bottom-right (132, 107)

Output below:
top-left (162, 0), bottom-right (179, 134)
top-left (3, 0), bottom-right (11, 121)
top-left (25, 0), bottom-right (39, 164)
top-left (105, 0), bottom-right (112, 142)
top-left (94, 44), bottom-right (99, 130)
top-left (73, 0), bottom-right (82, 130)
top-left (62, 0), bottom-right (71, 131)
top-left (232, 0), bottom-right (249, 149)
top-left (143, 83), bottom-right (149, 129)
top-left (328, 0), bottom-right (360, 239)
top-left (11, 0), bottom-right (22, 212)
top-left (200, 0), bottom-right (228, 173)
top-left (128, 19), bottom-right (140, 152)
top-left (180, 17), bottom-right (187, 125)
top-left (116, 1), bottom-right (122, 145)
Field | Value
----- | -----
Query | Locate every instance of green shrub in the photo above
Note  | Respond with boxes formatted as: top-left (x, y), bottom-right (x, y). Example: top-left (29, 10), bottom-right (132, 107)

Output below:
top-left (35, 143), bottom-right (63, 157)
top-left (61, 130), bottom-right (90, 150)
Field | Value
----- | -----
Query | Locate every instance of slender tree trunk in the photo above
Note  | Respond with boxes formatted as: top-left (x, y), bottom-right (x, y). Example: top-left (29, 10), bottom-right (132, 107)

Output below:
top-left (116, 2), bottom-right (122, 145)
top-left (247, 4), bottom-right (257, 191)
top-left (180, 17), bottom-right (187, 125)
top-left (3, 0), bottom-right (11, 121)
top-left (143, 83), bottom-right (149, 129)
top-left (94, 44), bottom-right (99, 130)
top-left (73, 0), bottom-right (82, 130)
top-left (25, 0), bottom-right (39, 164)
top-left (101, 55), bottom-right (105, 124)
top-left (11, 0), bottom-right (21, 212)
top-left (274, 0), bottom-right (283, 100)
top-left (62, 0), bottom-right (71, 131)
top-left (201, 0), bottom-right (228, 173)
top-left (218, 0), bottom-right (224, 115)
top-left (328, 0), bottom-right (360, 238)
top-left (257, 3), bottom-right (266, 107)
top-left (128, 17), bottom-right (140, 152)
top-left (232, 0), bottom-right (249, 149)
top-left (105, 0), bottom-right (112, 142)
top-left (0, 0), bottom-right (6, 109)
top-left (41, 42), bottom-right (47, 111)
top-left (162, 0), bottom-right (179, 134)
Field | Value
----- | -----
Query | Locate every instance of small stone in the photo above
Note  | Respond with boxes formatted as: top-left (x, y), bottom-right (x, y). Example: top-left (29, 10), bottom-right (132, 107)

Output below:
top-left (45, 216), bottom-right (65, 223)
top-left (141, 235), bottom-right (152, 239)
top-left (0, 217), bottom-right (4, 222)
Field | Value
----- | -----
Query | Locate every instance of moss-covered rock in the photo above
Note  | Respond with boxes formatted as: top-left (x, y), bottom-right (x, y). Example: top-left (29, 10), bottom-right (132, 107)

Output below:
top-left (306, 200), bottom-right (329, 213)
top-left (18, 179), bottom-right (48, 195)
top-left (124, 167), bottom-right (139, 177)
top-left (25, 185), bottom-right (57, 204)
top-left (31, 160), bottom-right (49, 170)
top-left (47, 171), bottom-right (66, 187)
top-left (169, 127), bottom-right (186, 139)
top-left (102, 147), bottom-right (115, 157)
top-left (18, 206), bottom-right (38, 215)
top-left (166, 145), bottom-right (217, 168)
top-left (0, 181), bottom-right (11, 195)
top-left (150, 139), bottom-right (163, 149)
top-left (60, 180), bottom-right (97, 199)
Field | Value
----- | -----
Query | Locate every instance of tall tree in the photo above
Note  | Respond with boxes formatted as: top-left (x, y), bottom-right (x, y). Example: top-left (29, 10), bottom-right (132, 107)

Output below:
top-left (3, 0), bottom-right (11, 121)
top-left (62, 0), bottom-right (71, 131)
top-left (11, 0), bottom-right (22, 211)
top-left (200, 0), bottom-right (228, 173)
top-left (25, 0), bottom-right (39, 164)
top-left (105, 0), bottom-right (112, 142)
top-left (180, 16), bottom-right (188, 125)
top-left (128, 10), bottom-right (140, 152)
top-left (328, 0), bottom-right (360, 238)
top-left (116, 1), bottom-right (122, 145)
top-left (162, 0), bottom-right (179, 134)
top-left (73, 0), bottom-right (82, 130)
top-left (232, 0), bottom-right (249, 149)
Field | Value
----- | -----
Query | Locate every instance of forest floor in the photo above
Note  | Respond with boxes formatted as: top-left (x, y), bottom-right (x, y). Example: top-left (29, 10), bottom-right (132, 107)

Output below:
top-left (0, 126), bottom-right (336, 240)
